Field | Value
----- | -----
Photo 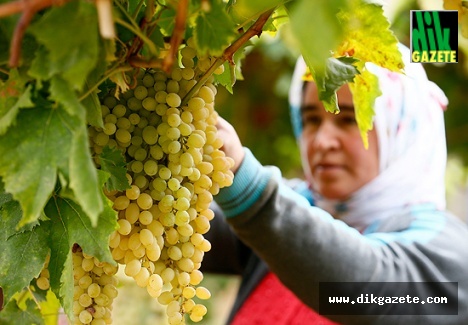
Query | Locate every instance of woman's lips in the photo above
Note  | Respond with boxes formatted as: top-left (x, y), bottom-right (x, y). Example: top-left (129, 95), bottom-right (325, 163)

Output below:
top-left (314, 163), bottom-right (345, 176)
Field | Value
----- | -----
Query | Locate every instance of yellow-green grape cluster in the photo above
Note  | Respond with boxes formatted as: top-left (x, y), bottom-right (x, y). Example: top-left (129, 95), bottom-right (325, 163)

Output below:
top-left (35, 254), bottom-right (51, 291)
top-left (88, 38), bottom-right (233, 324)
top-left (72, 244), bottom-right (119, 325)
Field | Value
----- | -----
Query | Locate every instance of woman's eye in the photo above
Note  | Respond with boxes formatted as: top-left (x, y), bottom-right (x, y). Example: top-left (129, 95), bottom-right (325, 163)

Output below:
top-left (339, 115), bottom-right (356, 125)
top-left (302, 115), bottom-right (321, 126)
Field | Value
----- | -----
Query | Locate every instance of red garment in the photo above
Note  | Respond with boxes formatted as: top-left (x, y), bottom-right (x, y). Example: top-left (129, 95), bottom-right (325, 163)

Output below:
top-left (231, 272), bottom-right (339, 325)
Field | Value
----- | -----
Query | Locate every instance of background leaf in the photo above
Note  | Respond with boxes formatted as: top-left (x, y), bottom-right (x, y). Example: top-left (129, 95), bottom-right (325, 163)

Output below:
top-left (194, 0), bottom-right (237, 57)
top-left (349, 69), bottom-right (381, 148)
top-left (0, 197), bottom-right (49, 303)
top-left (0, 70), bottom-right (34, 135)
top-left (336, 0), bottom-right (404, 72)
top-left (28, 1), bottom-right (99, 90)
top-left (0, 104), bottom-right (102, 226)
top-left (287, 0), bottom-right (347, 75)
top-left (0, 299), bottom-right (44, 325)
top-left (99, 146), bottom-right (130, 191)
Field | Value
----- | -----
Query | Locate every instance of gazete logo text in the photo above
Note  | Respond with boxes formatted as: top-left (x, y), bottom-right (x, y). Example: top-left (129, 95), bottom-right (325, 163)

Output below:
top-left (410, 10), bottom-right (458, 63)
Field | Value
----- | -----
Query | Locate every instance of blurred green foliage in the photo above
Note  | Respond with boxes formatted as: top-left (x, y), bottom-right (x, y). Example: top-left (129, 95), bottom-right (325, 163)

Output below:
top-left (216, 37), bottom-right (303, 178)
top-left (216, 10), bottom-right (468, 178)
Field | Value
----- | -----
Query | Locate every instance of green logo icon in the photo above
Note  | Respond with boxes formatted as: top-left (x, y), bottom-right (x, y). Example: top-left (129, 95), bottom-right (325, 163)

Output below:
top-left (410, 10), bottom-right (458, 63)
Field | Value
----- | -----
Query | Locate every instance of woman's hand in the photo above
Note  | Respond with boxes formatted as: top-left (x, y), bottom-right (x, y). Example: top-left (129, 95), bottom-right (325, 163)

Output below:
top-left (216, 116), bottom-right (245, 174)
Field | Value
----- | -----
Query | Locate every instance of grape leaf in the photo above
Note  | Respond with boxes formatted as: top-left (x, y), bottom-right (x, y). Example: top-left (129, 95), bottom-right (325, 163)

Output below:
top-left (28, 1), bottom-right (99, 90)
top-left (59, 248), bottom-right (74, 320)
top-left (0, 104), bottom-right (102, 227)
top-left (287, 0), bottom-right (347, 76)
top-left (194, 0), bottom-right (237, 57)
top-left (28, 46), bottom-right (51, 82)
top-left (49, 76), bottom-right (85, 117)
top-left (157, 7), bottom-right (176, 37)
top-left (99, 146), bottom-right (130, 191)
top-left (349, 68), bottom-right (381, 148)
top-left (81, 83), bottom-right (104, 129)
top-left (215, 42), bottom-right (250, 93)
top-left (44, 180), bottom-right (117, 318)
top-left (40, 290), bottom-right (61, 325)
top-left (70, 125), bottom-right (103, 224)
top-left (336, 0), bottom-right (404, 72)
top-left (0, 197), bottom-right (49, 304)
top-left (314, 57), bottom-right (360, 113)
top-left (0, 299), bottom-right (44, 325)
top-left (0, 70), bottom-right (34, 135)
top-left (215, 62), bottom-right (234, 93)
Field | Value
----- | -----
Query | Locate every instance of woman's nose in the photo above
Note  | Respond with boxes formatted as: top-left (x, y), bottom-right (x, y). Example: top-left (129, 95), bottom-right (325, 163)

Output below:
top-left (313, 120), bottom-right (340, 150)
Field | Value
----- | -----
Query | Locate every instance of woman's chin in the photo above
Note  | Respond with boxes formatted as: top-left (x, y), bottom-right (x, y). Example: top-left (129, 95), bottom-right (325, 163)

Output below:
top-left (315, 187), bottom-right (350, 201)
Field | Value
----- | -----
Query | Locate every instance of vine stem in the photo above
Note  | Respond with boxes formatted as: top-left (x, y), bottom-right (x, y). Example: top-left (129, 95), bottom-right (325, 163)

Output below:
top-left (181, 8), bottom-right (275, 106)
top-left (114, 17), bottom-right (158, 56)
top-left (163, 0), bottom-right (188, 73)
top-left (78, 65), bottom-right (134, 101)
top-left (0, 0), bottom-right (70, 67)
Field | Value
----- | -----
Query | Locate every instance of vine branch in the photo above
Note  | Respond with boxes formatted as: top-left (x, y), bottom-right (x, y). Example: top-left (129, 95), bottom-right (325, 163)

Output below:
top-left (163, 0), bottom-right (188, 73)
top-left (181, 8), bottom-right (274, 106)
top-left (0, 0), bottom-right (66, 67)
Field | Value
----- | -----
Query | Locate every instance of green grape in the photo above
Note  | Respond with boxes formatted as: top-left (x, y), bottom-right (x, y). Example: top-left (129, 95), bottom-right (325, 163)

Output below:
top-left (166, 80), bottom-right (180, 93)
top-left (142, 97), bottom-right (157, 111)
top-left (36, 276), bottom-right (50, 290)
top-left (198, 85), bottom-right (214, 103)
top-left (142, 74), bottom-right (155, 87)
top-left (155, 90), bottom-right (168, 103)
top-left (103, 123), bottom-right (117, 135)
top-left (134, 85), bottom-right (148, 100)
top-left (139, 229), bottom-right (154, 247)
top-left (126, 185), bottom-right (140, 200)
top-left (125, 259), bottom-right (142, 277)
top-left (181, 46), bottom-right (196, 59)
top-left (127, 97), bottom-right (143, 111)
top-left (139, 210), bottom-right (154, 225)
top-left (115, 129), bottom-right (131, 143)
top-left (195, 286), bottom-right (211, 300)
top-left (103, 96), bottom-right (117, 108)
top-left (79, 309), bottom-right (93, 324)
top-left (142, 125), bottom-right (159, 145)
top-left (166, 93), bottom-right (182, 107)
top-left (187, 133), bottom-right (205, 148)
top-left (188, 97), bottom-right (205, 111)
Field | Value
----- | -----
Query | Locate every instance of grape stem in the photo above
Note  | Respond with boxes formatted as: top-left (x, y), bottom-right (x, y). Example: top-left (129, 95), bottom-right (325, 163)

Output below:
top-left (0, 0), bottom-right (70, 67)
top-left (181, 8), bottom-right (275, 106)
top-left (114, 17), bottom-right (158, 56)
top-left (79, 65), bottom-right (134, 102)
top-left (163, 0), bottom-right (189, 73)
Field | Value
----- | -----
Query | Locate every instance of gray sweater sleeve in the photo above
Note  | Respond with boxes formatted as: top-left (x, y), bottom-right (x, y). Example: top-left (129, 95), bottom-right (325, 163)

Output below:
top-left (214, 148), bottom-right (468, 324)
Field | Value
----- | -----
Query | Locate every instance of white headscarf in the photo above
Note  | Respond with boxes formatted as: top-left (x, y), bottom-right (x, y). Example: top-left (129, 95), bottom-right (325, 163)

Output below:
top-left (289, 44), bottom-right (449, 231)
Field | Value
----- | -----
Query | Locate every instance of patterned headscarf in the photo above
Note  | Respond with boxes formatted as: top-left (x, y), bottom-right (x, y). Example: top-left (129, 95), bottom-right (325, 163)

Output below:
top-left (289, 44), bottom-right (449, 231)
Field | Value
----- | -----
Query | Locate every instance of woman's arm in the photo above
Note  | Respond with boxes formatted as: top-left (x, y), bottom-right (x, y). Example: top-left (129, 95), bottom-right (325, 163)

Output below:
top-left (214, 147), bottom-right (468, 324)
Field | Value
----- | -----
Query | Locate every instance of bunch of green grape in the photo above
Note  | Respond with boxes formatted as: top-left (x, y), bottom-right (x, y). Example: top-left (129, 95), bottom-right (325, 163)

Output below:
top-left (34, 254), bottom-right (51, 291)
top-left (87, 38), bottom-right (233, 324)
top-left (71, 244), bottom-right (119, 325)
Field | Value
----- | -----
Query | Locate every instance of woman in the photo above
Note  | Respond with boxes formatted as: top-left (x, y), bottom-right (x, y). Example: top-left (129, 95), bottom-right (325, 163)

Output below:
top-left (203, 44), bottom-right (468, 324)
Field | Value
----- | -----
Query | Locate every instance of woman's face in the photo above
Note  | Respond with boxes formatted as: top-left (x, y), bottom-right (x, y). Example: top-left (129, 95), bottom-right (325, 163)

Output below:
top-left (299, 82), bottom-right (379, 200)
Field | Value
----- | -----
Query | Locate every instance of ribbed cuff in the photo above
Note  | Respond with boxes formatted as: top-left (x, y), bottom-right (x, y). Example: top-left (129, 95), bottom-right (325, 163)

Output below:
top-left (215, 148), bottom-right (272, 218)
